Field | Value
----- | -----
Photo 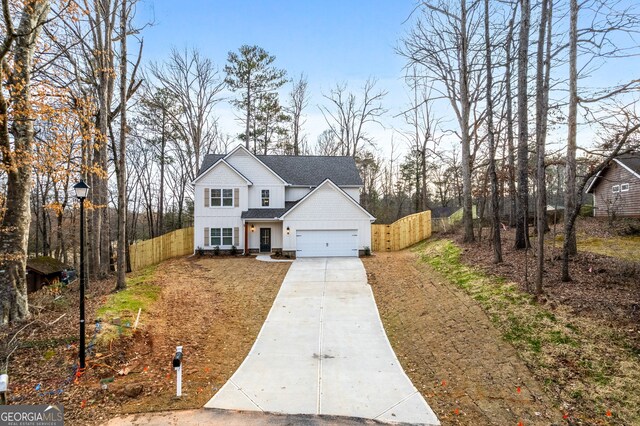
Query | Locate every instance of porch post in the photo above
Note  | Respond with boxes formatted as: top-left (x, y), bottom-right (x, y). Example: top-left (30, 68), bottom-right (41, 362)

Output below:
top-left (244, 223), bottom-right (249, 255)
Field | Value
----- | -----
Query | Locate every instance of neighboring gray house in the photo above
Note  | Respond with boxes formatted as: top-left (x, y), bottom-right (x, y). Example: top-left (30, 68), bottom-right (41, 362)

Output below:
top-left (193, 145), bottom-right (375, 257)
top-left (586, 153), bottom-right (640, 218)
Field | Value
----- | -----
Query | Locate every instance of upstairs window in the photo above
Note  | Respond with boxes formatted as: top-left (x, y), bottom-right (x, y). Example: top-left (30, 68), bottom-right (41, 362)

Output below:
top-left (211, 189), bottom-right (221, 206)
top-left (262, 189), bottom-right (270, 207)
top-left (222, 189), bottom-right (233, 206)
top-left (211, 188), bottom-right (233, 207)
top-left (612, 185), bottom-right (620, 193)
top-left (621, 183), bottom-right (630, 192)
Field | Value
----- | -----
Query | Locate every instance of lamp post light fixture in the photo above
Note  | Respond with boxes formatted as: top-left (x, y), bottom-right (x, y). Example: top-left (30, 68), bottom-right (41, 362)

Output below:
top-left (73, 180), bottom-right (90, 370)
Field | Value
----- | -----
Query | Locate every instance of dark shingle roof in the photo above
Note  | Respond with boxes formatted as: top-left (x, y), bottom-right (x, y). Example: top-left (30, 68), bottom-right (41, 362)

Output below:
top-left (197, 154), bottom-right (224, 176)
top-left (617, 152), bottom-right (640, 177)
top-left (27, 256), bottom-right (69, 275)
top-left (197, 153), bottom-right (363, 186)
top-left (241, 202), bottom-right (298, 219)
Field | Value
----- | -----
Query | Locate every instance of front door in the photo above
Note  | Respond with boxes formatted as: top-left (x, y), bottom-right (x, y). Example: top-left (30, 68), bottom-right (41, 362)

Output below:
top-left (260, 228), bottom-right (271, 252)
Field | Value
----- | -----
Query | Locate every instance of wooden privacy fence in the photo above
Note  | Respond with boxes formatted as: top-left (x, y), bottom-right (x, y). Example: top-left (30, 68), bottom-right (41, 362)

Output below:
top-left (371, 210), bottom-right (432, 252)
top-left (129, 227), bottom-right (194, 272)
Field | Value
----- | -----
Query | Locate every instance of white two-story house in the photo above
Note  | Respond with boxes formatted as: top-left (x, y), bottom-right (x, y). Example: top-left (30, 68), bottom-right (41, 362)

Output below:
top-left (193, 145), bottom-right (375, 257)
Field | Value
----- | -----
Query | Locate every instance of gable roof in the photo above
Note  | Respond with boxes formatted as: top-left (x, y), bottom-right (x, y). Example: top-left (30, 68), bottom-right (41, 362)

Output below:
top-left (585, 152), bottom-right (640, 193)
top-left (196, 150), bottom-right (363, 186)
top-left (192, 157), bottom-right (253, 185)
top-left (280, 178), bottom-right (375, 221)
top-left (615, 153), bottom-right (640, 179)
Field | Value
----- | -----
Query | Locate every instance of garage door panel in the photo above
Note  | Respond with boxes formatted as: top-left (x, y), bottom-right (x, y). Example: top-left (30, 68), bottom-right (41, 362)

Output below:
top-left (296, 230), bottom-right (358, 257)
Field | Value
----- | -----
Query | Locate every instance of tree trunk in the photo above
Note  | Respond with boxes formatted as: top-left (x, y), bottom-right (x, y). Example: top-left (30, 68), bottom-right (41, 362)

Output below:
top-left (485, 0), bottom-right (502, 263)
top-left (563, 0), bottom-right (579, 282)
top-left (116, 0), bottom-right (128, 290)
top-left (505, 10), bottom-right (518, 227)
top-left (158, 109), bottom-right (166, 236)
top-left (515, 0), bottom-right (531, 250)
top-left (535, 0), bottom-right (552, 295)
top-left (460, 0), bottom-right (474, 243)
top-left (0, 0), bottom-right (51, 324)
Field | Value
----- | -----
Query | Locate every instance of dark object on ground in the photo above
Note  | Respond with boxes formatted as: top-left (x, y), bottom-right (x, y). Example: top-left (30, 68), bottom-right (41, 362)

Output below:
top-left (26, 256), bottom-right (71, 293)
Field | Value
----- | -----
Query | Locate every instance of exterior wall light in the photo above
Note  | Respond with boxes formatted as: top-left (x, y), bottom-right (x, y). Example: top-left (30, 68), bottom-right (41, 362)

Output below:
top-left (251, 224), bottom-right (255, 232)
top-left (286, 226), bottom-right (290, 234)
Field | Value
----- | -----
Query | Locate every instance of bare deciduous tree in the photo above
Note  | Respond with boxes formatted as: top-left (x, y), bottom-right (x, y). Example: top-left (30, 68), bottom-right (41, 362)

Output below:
top-left (151, 48), bottom-right (225, 181)
top-left (319, 78), bottom-right (387, 158)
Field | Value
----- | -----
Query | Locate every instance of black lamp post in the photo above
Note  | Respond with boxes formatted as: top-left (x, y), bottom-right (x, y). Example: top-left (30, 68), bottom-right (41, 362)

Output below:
top-left (73, 180), bottom-right (89, 370)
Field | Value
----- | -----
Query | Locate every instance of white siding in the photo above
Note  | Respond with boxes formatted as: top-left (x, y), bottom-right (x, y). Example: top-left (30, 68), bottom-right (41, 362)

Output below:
top-left (247, 222), bottom-right (283, 250)
top-left (282, 184), bottom-right (372, 252)
top-left (226, 149), bottom-right (283, 185)
top-left (226, 149), bottom-right (286, 208)
top-left (343, 187), bottom-right (361, 201)
top-left (249, 185), bottom-right (285, 208)
top-left (194, 163), bottom-right (249, 218)
top-left (285, 187), bottom-right (312, 202)
top-left (194, 161), bottom-right (248, 250)
top-left (194, 217), bottom-right (244, 249)
top-left (285, 186), bottom-right (361, 202)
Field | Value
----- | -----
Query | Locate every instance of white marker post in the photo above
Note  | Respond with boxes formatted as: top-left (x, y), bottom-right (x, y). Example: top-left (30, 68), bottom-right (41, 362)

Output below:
top-left (173, 346), bottom-right (183, 397)
top-left (0, 373), bottom-right (8, 404)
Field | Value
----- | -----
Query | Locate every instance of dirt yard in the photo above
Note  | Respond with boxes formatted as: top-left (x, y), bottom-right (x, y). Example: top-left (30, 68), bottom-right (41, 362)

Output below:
top-left (363, 251), bottom-right (563, 426)
top-left (2, 256), bottom-right (290, 425)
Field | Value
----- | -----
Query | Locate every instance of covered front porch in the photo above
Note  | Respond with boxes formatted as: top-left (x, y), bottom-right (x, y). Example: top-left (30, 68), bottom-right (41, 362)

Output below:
top-left (244, 220), bottom-right (284, 255)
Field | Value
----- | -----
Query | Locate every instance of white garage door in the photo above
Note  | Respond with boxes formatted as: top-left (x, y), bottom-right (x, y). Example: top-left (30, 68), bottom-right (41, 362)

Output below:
top-left (296, 229), bottom-right (358, 257)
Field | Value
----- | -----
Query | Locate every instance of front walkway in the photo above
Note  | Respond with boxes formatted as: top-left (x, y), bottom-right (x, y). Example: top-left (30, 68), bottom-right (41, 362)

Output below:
top-left (205, 258), bottom-right (439, 425)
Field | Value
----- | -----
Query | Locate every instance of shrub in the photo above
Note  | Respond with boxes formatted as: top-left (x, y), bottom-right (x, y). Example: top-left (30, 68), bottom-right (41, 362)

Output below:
top-left (230, 245), bottom-right (238, 256)
top-left (364, 246), bottom-right (371, 256)
top-left (195, 246), bottom-right (204, 256)
top-left (213, 246), bottom-right (220, 256)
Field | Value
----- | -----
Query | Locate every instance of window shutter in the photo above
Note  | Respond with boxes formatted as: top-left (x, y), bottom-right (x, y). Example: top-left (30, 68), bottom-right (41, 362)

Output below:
top-left (204, 188), bottom-right (210, 207)
top-left (204, 227), bottom-right (210, 246)
top-left (233, 227), bottom-right (239, 246)
top-left (234, 188), bottom-right (239, 207)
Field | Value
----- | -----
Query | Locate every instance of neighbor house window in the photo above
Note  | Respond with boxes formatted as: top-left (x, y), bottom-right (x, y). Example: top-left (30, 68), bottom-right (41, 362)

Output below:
top-left (210, 228), bottom-right (233, 246)
top-left (262, 189), bottom-right (270, 207)
top-left (621, 183), bottom-right (630, 192)
top-left (210, 188), bottom-right (234, 207)
top-left (612, 185), bottom-right (620, 193)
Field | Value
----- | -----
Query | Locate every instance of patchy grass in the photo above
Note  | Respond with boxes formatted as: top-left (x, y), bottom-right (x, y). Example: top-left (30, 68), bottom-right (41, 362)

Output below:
top-left (578, 236), bottom-right (640, 261)
top-left (96, 265), bottom-right (160, 342)
top-left (553, 234), bottom-right (640, 261)
top-left (419, 239), bottom-right (640, 425)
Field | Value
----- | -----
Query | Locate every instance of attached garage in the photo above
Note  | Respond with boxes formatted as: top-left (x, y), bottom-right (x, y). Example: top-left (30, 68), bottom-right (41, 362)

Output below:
top-left (296, 229), bottom-right (358, 257)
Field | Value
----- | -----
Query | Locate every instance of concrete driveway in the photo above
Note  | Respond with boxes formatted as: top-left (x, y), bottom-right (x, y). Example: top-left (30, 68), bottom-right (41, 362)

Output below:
top-left (205, 258), bottom-right (439, 425)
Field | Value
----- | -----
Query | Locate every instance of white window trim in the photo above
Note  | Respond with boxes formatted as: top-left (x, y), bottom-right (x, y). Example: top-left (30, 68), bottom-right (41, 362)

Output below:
top-left (612, 184), bottom-right (620, 193)
top-left (261, 189), bottom-right (270, 207)
top-left (210, 227), bottom-right (233, 247)
top-left (210, 188), bottom-right (235, 208)
top-left (621, 183), bottom-right (630, 192)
